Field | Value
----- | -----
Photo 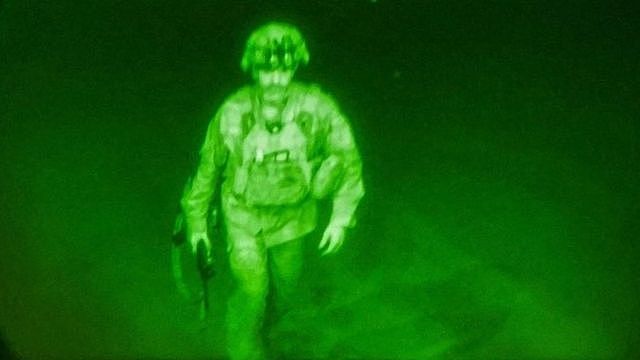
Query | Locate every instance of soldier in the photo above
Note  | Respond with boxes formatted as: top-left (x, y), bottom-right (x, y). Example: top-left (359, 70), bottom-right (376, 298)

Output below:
top-left (181, 22), bottom-right (365, 360)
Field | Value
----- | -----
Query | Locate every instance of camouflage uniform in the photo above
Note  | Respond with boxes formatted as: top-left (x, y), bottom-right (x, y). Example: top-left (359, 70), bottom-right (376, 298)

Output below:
top-left (181, 24), bottom-right (364, 360)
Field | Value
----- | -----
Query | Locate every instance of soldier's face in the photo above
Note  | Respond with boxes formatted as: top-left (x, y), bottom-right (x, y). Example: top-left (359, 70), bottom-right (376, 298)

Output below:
top-left (257, 69), bottom-right (294, 103)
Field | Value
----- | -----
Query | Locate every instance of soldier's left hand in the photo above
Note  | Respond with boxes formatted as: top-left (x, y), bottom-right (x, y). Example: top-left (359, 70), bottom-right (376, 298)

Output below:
top-left (319, 224), bottom-right (346, 256)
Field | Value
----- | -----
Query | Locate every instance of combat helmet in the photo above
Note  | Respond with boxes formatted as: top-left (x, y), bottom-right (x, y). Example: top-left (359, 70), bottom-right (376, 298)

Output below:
top-left (241, 22), bottom-right (310, 75)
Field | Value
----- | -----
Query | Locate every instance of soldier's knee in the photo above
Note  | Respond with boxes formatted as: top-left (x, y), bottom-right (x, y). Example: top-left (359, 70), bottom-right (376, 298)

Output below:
top-left (230, 248), bottom-right (268, 297)
top-left (240, 276), bottom-right (268, 298)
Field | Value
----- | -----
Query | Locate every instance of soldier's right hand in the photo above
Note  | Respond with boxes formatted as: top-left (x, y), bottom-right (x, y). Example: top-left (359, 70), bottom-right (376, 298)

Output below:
top-left (189, 231), bottom-right (211, 255)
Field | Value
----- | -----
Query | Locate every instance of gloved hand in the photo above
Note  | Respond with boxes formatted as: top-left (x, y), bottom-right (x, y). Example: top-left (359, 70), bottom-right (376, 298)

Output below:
top-left (190, 231), bottom-right (211, 255)
top-left (318, 224), bottom-right (346, 256)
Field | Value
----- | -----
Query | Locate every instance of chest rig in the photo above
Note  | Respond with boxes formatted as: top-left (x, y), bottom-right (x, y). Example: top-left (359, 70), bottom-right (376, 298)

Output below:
top-left (229, 87), bottom-right (327, 207)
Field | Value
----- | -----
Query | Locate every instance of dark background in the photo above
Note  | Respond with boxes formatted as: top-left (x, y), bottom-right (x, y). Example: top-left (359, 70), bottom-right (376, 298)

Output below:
top-left (1, 0), bottom-right (639, 359)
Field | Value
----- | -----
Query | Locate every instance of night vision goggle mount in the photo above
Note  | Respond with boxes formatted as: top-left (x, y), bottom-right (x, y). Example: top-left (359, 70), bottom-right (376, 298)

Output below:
top-left (241, 22), bottom-right (310, 74)
top-left (253, 36), bottom-right (298, 70)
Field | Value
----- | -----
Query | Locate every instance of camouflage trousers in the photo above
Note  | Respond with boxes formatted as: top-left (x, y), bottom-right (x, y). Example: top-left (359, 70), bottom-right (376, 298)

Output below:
top-left (225, 225), bottom-right (306, 360)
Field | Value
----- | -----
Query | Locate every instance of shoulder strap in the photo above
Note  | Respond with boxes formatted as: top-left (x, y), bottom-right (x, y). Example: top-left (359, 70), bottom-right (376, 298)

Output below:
top-left (296, 86), bottom-right (332, 160)
top-left (241, 111), bottom-right (255, 141)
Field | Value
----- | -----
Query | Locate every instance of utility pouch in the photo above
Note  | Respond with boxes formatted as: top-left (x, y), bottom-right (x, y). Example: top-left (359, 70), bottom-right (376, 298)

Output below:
top-left (235, 159), bottom-right (310, 207)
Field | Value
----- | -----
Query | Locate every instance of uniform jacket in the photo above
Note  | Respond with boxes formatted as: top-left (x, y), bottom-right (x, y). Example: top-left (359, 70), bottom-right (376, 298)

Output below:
top-left (181, 82), bottom-right (364, 246)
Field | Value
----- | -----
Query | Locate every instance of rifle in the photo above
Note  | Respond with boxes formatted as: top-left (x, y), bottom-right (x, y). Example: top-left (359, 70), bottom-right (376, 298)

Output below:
top-left (196, 233), bottom-right (215, 315)
top-left (171, 180), bottom-right (216, 321)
